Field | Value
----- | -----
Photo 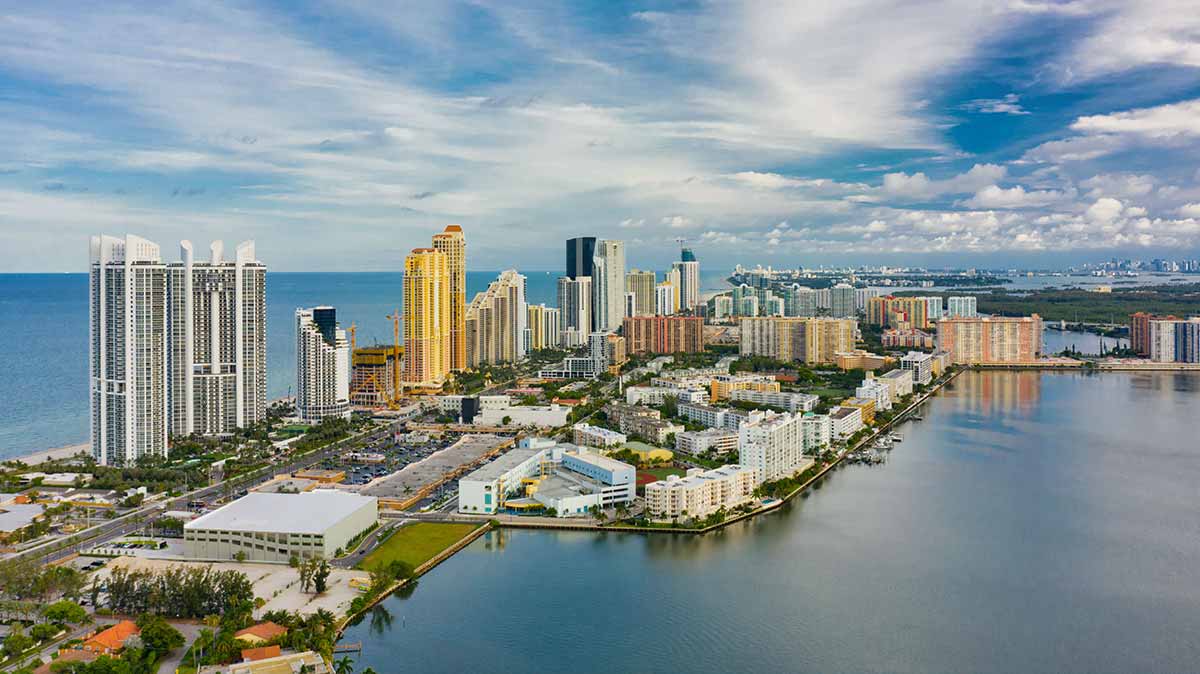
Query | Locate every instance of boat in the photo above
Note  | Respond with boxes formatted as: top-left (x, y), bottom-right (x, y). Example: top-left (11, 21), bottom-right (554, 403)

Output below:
top-left (890, 433), bottom-right (903, 442)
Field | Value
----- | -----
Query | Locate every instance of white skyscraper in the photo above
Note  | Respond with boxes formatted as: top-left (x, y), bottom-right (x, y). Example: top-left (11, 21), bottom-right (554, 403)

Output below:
top-left (738, 412), bottom-right (814, 483)
top-left (557, 275), bottom-right (592, 347)
top-left (90, 234), bottom-right (168, 466)
top-left (168, 240), bottom-right (266, 438)
top-left (592, 239), bottom-right (626, 332)
top-left (655, 283), bottom-right (677, 316)
top-left (296, 307), bottom-right (351, 423)
top-left (673, 248), bottom-right (701, 311)
top-left (829, 283), bottom-right (856, 318)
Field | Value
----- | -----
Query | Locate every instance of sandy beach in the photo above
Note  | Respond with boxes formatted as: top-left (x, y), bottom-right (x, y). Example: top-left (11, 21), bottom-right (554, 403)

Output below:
top-left (3, 442), bottom-right (91, 466)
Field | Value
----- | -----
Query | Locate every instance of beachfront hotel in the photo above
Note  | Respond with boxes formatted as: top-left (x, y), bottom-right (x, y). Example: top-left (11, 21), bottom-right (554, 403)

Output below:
top-left (295, 306), bottom-right (351, 423)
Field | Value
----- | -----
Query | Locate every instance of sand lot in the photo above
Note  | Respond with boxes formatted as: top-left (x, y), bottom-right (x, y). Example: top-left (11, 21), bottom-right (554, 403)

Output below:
top-left (98, 556), bottom-right (365, 617)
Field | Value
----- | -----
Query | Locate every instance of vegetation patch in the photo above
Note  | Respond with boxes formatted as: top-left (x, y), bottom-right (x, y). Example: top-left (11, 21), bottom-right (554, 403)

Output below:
top-left (357, 522), bottom-right (480, 572)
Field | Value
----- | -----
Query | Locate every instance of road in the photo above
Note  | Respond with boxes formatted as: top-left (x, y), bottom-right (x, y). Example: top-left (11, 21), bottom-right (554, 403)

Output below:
top-left (12, 422), bottom-right (399, 567)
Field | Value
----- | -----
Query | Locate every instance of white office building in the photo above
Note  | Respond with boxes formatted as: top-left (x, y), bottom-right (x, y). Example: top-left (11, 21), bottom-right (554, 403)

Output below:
top-left (296, 307), bottom-right (351, 423)
top-left (625, 386), bottom-right (708, 406)
top-left (856, 378), bottom-right (893, 412)
top-left (457, 447), bottom-right (547, 515)
top-left (738, 412), bottom-right (816, 483)
top-left (90, 234), bottom-right (169, 466)
top-left (946, 296), bottom-right (978, 318)
top-left (676, 428), bottom-right (740, 455)
top-left (184, 491), bottom-right (378, 562)
top-left (592, 239), bottom-right (626, 332)
top-left (900, 351), bottom-right (935, 385)
top-left (829, 406), bottom-right (864, 438)
top-left (572, 423), bottom-right (627, 448)
top-left (168, 240), bottom-right (267, 438)
top-left (729, 389), bottom-right (819, 413)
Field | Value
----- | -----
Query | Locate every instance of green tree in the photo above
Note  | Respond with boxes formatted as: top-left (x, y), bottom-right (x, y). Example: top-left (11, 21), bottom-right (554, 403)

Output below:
top-left (334, 655), bottom-right (355, 674)
top-left (43, 600), bottom-right (88, 624)
top-left (313, 560), bottom-right (331, 594)
top-left (135, 614), bottom-right (185, 658)
top-left (30, 623), bottom-right (59, 641)
top-left (4, 626), bottom-right (34, 657)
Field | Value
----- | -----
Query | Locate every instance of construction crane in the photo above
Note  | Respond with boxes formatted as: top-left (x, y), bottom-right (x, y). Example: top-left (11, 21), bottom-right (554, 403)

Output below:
top-left (386, 309), bottom-right (402, 407)
top-left (348, 322), bottom-right (356, 352)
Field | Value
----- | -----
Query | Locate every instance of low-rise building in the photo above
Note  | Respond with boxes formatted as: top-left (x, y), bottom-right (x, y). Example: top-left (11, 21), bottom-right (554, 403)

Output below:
top-left (677, 402), bottom-right (766, 432)
top-left (829, 406), bottom-right (863, 438)
top-left (856, 378), bottom-right (893, 412)
top-left (900, 351), bottom-right (935, 385)
top-left (603, 403), bottom-right (661, 426)
top-left (184, 491), bottom-right (378, 562)
top-left (457, 448), bottom-right (547, 515)
top-left (475, 404), bottom-right (569, 428)
top-left (878, 368), bottom-right (914, 401)
top-left (882, 328), bottom-right (935, 349)
top-left (620, 415), bottom-right (684, 445)
top-left (644, 465), bottom-right (760, 520)
top-left (710, 373), bottom-right (780, 401)
top-left (624, 386), bottom-right (708, 406)
top-left (675, 428), bottom-right (740, 455)
top-left (835, 350), bottom-right (894, 371)
top-left (0, 503), bottom-right (45, 545)
top-left (728, 389), bottom-right (818, 413)
top-left (572, 423), bottom-right (627, 448)
top-left (226, 651), bottom-right (329, 674)
top-left (82, 621), bottom-right (140, 656)
top-left (840, 397), bottom-right (877, 425)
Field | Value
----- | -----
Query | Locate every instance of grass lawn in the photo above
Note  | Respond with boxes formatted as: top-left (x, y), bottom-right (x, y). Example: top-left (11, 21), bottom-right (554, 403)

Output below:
top-left (357, 522), bottom-right (481, 572)
top-left (641, 466), bottom-right (686, 480)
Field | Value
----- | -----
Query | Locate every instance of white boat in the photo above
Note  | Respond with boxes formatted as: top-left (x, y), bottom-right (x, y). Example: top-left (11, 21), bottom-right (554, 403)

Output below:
top-left (890, 433), bottom-right (903, 442)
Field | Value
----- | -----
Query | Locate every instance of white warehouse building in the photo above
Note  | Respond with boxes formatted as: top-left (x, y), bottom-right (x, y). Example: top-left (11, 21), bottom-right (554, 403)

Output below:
top-left (184, 491), bottom-right (377, 562)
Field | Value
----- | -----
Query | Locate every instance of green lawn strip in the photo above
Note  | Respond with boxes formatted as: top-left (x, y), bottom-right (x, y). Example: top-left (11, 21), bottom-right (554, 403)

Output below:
top-left (640, 466), bottom-right (686, 480)
top-left (356, 522), bottom-right (481, 572)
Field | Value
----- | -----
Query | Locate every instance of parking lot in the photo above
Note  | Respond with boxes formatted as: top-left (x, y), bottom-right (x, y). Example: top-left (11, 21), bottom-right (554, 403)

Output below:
top-left (363, 434), bottom-right (509, 500)
top-left (303, 432), bottom-right (458, 487)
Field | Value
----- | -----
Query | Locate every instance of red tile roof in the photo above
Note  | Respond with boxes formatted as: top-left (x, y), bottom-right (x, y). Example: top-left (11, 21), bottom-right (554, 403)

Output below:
top-left (84, 620), bottom-right (139, 653)
top-left (235, 621), bottom-right (288, 642)
top-left (241, 645), bottom-right (283, 662)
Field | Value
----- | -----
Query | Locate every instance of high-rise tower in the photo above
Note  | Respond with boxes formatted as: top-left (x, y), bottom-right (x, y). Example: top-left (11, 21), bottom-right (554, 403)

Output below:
top-left (403, 247), bottom-right (451, 389)
top-left (673, 247), bottom-right (700, 312)
top-left (432, 225), bottom-right (466, 372)
top-left (592, 239), bottom-right (626, 332)
top-left (90, 234), bottom-right (168, 466)
top-left (566, 237), bottom-right (596, 279)
top-left (296, 306), bottom-right (351, 422)
top-left (168, 240), bottom-right (266, 438)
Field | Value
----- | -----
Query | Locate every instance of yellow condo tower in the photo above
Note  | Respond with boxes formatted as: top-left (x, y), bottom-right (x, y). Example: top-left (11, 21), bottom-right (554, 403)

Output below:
top-left (433, 225), bottom-right (467, 372)
top-left (403, 247), bottom-right (451, 390)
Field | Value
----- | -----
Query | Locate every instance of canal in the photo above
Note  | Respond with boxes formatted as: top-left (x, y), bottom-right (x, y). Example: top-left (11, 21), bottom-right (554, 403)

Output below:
top-left (344, 370), bottom-right (1200, 673)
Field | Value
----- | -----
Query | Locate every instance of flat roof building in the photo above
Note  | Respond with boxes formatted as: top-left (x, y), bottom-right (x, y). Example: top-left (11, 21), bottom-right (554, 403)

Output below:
top-left (184, 491), bottom-right (377, 562)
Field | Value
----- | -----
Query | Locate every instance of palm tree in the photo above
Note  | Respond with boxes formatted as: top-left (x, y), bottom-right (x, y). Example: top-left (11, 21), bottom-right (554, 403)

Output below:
top-left (334, 655), bottom-right (355, 674)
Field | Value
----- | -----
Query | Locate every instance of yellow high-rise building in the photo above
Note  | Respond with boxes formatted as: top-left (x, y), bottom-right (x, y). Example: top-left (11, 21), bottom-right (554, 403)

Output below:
top-left (403, 247), bottom-right (450, 389)
top-left (432, 225), bottom-right (466, 372)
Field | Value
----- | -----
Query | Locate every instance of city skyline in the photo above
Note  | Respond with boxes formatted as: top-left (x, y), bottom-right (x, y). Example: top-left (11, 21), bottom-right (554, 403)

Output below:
top-left (2, 2), bottom-right (1200, 272)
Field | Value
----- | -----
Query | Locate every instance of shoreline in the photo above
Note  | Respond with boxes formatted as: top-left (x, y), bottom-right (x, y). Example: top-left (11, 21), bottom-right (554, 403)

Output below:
top-left (4, 442), bottom-right (90, 466)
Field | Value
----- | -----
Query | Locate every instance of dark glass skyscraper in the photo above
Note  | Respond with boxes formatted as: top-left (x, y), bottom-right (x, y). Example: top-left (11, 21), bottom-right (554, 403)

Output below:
top-left (312, 306), bottom-right (337, 346)
top-left (566, 237), bottom-right (596, 279)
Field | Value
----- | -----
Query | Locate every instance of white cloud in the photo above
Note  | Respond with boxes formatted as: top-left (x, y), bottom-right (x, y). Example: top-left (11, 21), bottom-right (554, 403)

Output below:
top-left (882, 163), bottom-right (1007, 198)
top-left (962, 184), bottom-right (1062, 208)
top-left (1065, 1), bottom-right (1200, 77)
top-left (661, 215), bottom-right (697, 229)
top-left (1071, 99), bottom-right (1200, 138)
top-left (961, 93), bottom-right (1030, 115)
top-left (1080, 173), bottom-right (1156, 198)
top-left (1179, 203), bottom-right (1200, 218)
top-left (618, 218), bottom-right (644, 229)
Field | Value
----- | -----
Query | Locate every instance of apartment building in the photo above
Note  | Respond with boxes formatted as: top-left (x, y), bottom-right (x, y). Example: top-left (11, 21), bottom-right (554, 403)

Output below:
top-left (644, 465), bottom-right (759, 520)
top-left (936, 315), bottom-right (1043, 364)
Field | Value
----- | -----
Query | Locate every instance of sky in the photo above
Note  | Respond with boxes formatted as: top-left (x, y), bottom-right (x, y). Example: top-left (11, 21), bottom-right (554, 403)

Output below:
top-left (1, 0), bottom-right (1200, 272)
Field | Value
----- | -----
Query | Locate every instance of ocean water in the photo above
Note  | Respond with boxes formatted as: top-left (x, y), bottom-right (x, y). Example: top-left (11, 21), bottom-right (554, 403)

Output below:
top-left (0, 270), bottom-right (731, 458)
top-left (343, 370), bottom-right (1200, 673)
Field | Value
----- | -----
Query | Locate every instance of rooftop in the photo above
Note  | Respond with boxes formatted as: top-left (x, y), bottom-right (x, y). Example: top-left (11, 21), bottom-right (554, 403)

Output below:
top-left (830, 407), bottom-right (858, 420)
top-left (461, 448), bottom-right (543, 483)
top-left (0, 503), bottom-right (44, 533)
top-left (185, 491), bottom-right (375, 534)
top-left (565, 450), bottom-right (634, 474)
